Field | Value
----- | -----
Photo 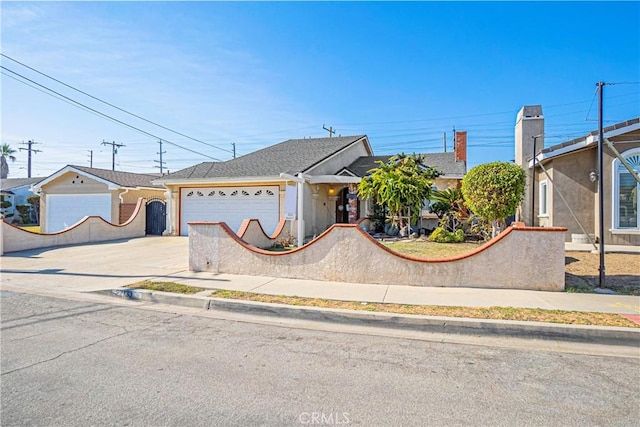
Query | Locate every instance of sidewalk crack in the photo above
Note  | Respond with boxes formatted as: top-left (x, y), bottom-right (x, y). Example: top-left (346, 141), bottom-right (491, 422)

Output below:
top-left (250, 278), bottom-right (278, 292)
top-left (382, 285), bottom-right (390, 303)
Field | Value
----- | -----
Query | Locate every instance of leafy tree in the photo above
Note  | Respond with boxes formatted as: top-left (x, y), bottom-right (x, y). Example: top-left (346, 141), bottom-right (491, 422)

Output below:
top-left (461, 161), bottom-right (526, 238)
top-left (358, 153), bottom-right (439, 231)
top-left (27, 194), bottom-right (40, 224)
top-left (1, 143), bottom-right (17, 179)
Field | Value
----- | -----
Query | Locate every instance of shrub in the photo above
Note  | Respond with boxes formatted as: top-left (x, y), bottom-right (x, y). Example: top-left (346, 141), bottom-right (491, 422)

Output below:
top-left (275, 231), bottom-right (296, 248)
top-left (428, 227), bottom-right (465, 243)
top-left (1, 200), bottom-right (12, 209)
top-left (15, 204), bottom-right (31, 223)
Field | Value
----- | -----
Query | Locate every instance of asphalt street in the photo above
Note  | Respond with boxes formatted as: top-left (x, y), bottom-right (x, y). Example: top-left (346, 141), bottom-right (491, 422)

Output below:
top-left (1, 291), bottom-right (639, 427)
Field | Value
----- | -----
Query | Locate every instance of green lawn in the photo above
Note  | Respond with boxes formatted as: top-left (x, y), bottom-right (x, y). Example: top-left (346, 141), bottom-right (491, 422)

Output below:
top-left (381, 239), bottom-right (483, 258)
top-left (20, 225), bottom-right (40, 233)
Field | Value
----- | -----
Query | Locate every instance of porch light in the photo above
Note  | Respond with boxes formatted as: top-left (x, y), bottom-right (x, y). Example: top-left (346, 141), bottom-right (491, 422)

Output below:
top-left (328, 187), bottom-right (336, 196)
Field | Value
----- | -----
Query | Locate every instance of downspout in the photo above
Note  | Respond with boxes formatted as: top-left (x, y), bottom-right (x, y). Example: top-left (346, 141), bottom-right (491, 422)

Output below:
top-left (297, 172), bottom-right (305, 246)
top-left (118, 188), bottom-right (130, 204)
top-left (164, 189), bottom-right (173, 235)
top-left (118, 188), bottom-right (130, 223)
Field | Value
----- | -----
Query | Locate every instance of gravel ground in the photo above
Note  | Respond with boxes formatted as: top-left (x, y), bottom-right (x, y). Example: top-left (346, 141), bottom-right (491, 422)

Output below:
top-left (565, 251), bottom-right (640, 294)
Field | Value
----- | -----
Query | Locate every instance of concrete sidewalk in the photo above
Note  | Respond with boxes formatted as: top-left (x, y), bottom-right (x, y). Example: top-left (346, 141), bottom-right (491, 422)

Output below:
top-left (1, 237), bottom-right (638, 316)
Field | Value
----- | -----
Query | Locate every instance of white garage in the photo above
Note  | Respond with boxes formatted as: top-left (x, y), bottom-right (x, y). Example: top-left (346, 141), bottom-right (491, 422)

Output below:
top-left (180, 186), bottom-right (280, 236)
top-left (45, 193), bottom-right (112, 232)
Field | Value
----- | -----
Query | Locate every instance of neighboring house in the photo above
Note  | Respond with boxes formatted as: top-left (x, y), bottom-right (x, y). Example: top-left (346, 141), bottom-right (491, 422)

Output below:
top-left (32, 165), bottom-right (167, 234)
top-left (515, 105), bottom-right (640, 245)
top-left (0, 177), bottom-right (45, 223)
top-left (155, 135), bottom-right (373, 237)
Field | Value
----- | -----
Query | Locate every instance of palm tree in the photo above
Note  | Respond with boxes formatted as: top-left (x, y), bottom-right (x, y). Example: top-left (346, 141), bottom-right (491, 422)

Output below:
top-left (1, 143), bottom-right (17, 179)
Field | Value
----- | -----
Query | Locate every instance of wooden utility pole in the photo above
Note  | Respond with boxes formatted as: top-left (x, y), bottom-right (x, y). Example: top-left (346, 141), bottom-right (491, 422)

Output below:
top-left (322, 125), bottom-right (336, 138)
top-left (597, 81), bottom-right (606, 288)
top-left (19, 140), bottom-right (42, 178)
top-left (101, 140), bottom-right (125, 171)
top-left (87, 150), bottom-right (93, 167)
top-left (232, 143), bottom-right (236, 159)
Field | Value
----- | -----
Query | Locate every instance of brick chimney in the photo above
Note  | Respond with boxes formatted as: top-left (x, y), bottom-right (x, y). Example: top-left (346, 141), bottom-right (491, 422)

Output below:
top-left (454, 131), bottom-right (467, 162)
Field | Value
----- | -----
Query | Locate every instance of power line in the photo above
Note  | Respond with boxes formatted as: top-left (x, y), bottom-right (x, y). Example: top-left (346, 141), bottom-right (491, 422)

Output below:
top-left (1, 53), bottom-right (234, 155)
top-left (1, 65), bottom-right (222, 161)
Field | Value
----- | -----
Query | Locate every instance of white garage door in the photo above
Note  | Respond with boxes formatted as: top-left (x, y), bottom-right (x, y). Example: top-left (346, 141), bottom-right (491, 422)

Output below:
top-left (180, 186), bottom-right (279, 236)
top-left (46, 193), bottom-right (112, 233)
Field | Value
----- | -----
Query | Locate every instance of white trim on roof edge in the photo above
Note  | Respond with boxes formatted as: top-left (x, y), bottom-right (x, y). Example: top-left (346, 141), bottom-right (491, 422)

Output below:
top-left (528, 121), bottom-right (640, 168)
top-left (303, 136), bottom-right (373, 174)
top-left (156, 175), bottom-right (287, 186)
top-left (31, 165), bottom-right (121, 192)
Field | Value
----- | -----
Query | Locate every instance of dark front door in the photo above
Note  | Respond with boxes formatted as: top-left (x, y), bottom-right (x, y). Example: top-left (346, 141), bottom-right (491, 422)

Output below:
top-left (146, 200), bottom-right (166, 235)
top-left (335, 187), bottom-right (349, 223)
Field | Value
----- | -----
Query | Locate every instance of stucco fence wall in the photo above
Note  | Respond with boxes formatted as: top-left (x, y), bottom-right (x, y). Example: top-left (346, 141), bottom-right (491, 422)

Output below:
top-left (1, 198), bottom-right (146, 255)
top-left (236, 218), bottom-right (292, 248)
top-left (189, 222), bottom-right (567, 291)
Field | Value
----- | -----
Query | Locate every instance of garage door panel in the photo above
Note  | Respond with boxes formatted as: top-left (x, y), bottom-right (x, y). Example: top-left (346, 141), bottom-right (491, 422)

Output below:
top-left (180, 186), bottom-right (279, 236)
top-left (46, 194), bottom-right (112, 233)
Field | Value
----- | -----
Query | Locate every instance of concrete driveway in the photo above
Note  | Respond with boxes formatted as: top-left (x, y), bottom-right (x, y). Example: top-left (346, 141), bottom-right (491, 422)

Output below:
top-left (0, 237), bottom-right (191, 293)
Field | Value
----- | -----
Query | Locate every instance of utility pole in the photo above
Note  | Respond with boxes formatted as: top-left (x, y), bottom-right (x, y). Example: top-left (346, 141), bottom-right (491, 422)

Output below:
top-left (154, 140), bottom-right (166, 174)
top-left (231, 143), bottom-right (236, 159)
top-left (101, 140), bottom-right (125, 171)
top-left (531, 135), bottom-right (542, 227)
top-left (597, 81), bottom-right (606, 288)
top-left (322, 125), bottom-right (336, 138)
top-left (19, 140), bottom-right (42, 178)
top-left (452, 126), bottom-right (456, 151)
top-left (443, 132), bottom-right (447, 152)
top-left (87, 150), bottom-right (93, 168)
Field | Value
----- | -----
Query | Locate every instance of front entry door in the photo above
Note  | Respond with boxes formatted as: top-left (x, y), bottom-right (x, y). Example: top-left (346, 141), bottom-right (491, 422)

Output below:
top-left (335, 188), bottom-right (349, 223)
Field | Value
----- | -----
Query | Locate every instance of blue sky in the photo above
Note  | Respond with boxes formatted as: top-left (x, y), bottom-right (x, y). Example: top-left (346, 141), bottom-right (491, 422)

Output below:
top-left (1, 1), bottom-right (639, 178)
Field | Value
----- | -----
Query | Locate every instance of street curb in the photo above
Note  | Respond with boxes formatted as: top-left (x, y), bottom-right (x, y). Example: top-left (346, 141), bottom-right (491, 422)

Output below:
top-left (93, 288), bottom-right (640, 347)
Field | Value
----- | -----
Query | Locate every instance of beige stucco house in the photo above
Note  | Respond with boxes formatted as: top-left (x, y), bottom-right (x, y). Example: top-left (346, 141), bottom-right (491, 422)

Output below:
top-left (156, 133), bottom-right (468, 240)
top-left (154, 135), bottom-right (374, 239)
top-left (515, 105), bottom-right (639, 246)
top-left (32, 165), bottom-right (166, 234)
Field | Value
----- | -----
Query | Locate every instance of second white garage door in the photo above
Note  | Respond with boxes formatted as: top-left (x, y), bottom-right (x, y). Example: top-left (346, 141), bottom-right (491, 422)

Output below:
top-left (45, 193), bottom-right (112, 233)
top-left (180, 186), bottom-right (280, 236)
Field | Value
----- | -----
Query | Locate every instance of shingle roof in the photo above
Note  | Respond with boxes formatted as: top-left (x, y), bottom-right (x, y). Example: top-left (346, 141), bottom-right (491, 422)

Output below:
top-left (540, 117), bottom-right (640, 158)
top-left (344, 153), bottom-right (466, 177)
top-left (0, 177), bottom-right (47, 191)
top-left (68, 165), bottom-right (163, 188)
top-left (159, 135), bottom-right (368, 180)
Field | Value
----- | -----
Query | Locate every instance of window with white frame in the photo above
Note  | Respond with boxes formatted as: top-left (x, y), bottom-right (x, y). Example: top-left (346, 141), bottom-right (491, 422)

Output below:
top-left (539, 180), bottom-right (549, 217)
top-left (613, 148), bottom-right (640, 230)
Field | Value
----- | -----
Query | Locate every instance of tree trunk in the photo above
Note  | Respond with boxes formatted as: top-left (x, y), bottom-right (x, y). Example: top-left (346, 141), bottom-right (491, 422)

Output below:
top-left (0, 156), bottom-right (8, 179)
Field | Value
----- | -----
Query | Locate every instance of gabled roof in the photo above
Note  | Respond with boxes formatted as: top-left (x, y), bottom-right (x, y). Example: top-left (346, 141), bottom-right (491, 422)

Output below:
top-left (535, 117), bottom-right (640, 164)
top-left (157, 135), bottom-right (370, 181)
top-left (344, 152), bottom-right (467, 178)
top-left (32, 165), bottom-right (164, 191)
top-left (0, 177), bottom-right (47, 191)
